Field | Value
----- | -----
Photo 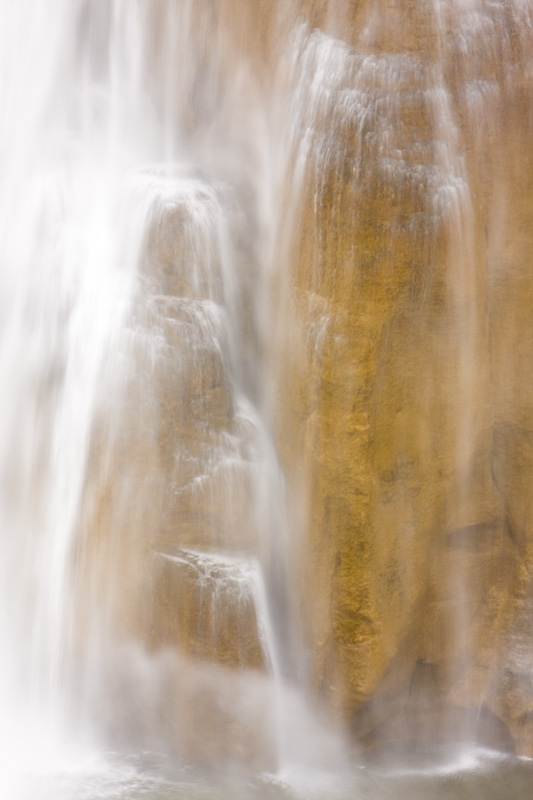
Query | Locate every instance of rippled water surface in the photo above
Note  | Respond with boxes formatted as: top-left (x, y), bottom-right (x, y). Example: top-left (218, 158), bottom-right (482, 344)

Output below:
top-left (7, 751), bottom-right (533, 800)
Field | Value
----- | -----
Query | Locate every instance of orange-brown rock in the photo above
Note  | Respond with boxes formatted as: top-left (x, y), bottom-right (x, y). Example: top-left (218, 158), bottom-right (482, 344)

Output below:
top-left (74, 0), bottom-right (533, 763)
top-left (267, 0), bottom-right (533, 757)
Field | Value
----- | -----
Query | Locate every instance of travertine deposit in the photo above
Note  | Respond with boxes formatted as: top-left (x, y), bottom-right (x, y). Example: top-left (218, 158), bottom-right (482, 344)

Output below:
top-left (77, 0), bottom-right (533, 761)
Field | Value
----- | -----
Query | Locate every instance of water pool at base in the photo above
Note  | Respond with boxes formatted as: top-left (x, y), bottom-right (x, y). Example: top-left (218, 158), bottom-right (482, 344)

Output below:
top-left (6, 751), bottom-right (533, 800)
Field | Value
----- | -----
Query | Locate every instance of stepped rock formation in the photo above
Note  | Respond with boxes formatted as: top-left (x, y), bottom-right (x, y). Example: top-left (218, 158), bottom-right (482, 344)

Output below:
top-left (73, 0), bottom-right (533, 762)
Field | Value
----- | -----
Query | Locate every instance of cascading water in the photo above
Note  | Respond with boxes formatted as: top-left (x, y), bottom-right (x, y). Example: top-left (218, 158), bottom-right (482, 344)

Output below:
top-left (2, 1), bottom-right (533, 798)
top-left (0, 0), bottom-right (146, 772)
top-left (0, 0), bottom-right (347, 794)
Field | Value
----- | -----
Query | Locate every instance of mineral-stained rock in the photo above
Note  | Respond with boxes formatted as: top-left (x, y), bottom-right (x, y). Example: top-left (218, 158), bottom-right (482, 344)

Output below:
top-left (76, 169), bottom-right (268, 699)
top-left (266, 0), bottom-right (533, 756)
top-left (150, 548), bottom-right (266, 670)
top-left (350, 657), bottom-right (516, 759)
top-left (75, 0), bottom-right (533, 763)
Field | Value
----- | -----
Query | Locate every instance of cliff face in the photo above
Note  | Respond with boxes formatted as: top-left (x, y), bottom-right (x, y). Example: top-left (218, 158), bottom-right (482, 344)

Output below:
top-left (268, 0), bottom-right (533, 757)
top-left (76, 0), bottom-right (533, 761)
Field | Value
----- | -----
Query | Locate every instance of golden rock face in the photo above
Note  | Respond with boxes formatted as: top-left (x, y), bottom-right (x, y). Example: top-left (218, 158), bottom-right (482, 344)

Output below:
top-left (268, 0), bottom-right (533, 757)
top-left (76, 0), bottom-right (533, 762)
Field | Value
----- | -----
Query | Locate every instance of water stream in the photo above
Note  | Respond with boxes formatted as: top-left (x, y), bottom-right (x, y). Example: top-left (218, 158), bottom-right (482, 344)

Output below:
top-left (1, 1), bottom-right (532, 798)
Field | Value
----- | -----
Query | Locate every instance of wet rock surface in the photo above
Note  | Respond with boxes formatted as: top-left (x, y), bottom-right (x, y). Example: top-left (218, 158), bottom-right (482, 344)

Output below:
top-left (267, 0), bottom-right (533, 757)
top-left (74, 0), bottom-right (533, 763)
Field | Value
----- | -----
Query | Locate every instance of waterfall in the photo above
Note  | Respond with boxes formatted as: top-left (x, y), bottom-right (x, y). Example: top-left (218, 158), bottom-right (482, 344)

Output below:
top-left (0, 0), bottom-right (144, 763)
top-left (2, 0), bottom-right (533, 797)
top-left (0, 0), bottom-right (347, 788)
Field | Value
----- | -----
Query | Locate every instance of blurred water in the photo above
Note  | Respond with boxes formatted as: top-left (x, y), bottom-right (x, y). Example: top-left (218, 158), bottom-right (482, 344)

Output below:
top-left (1, 0), bottom-right (533, 797)
top-left (0, 0), bottom-right (322, 783)
top-left (5, 749), bottom-right (533, 800)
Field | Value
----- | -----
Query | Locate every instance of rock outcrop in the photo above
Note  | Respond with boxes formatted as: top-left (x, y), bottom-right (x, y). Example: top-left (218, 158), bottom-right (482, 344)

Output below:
top-left (75, 0), bottom-right (533, 763)
top-left (268, 0), bottom-right (533, 757)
